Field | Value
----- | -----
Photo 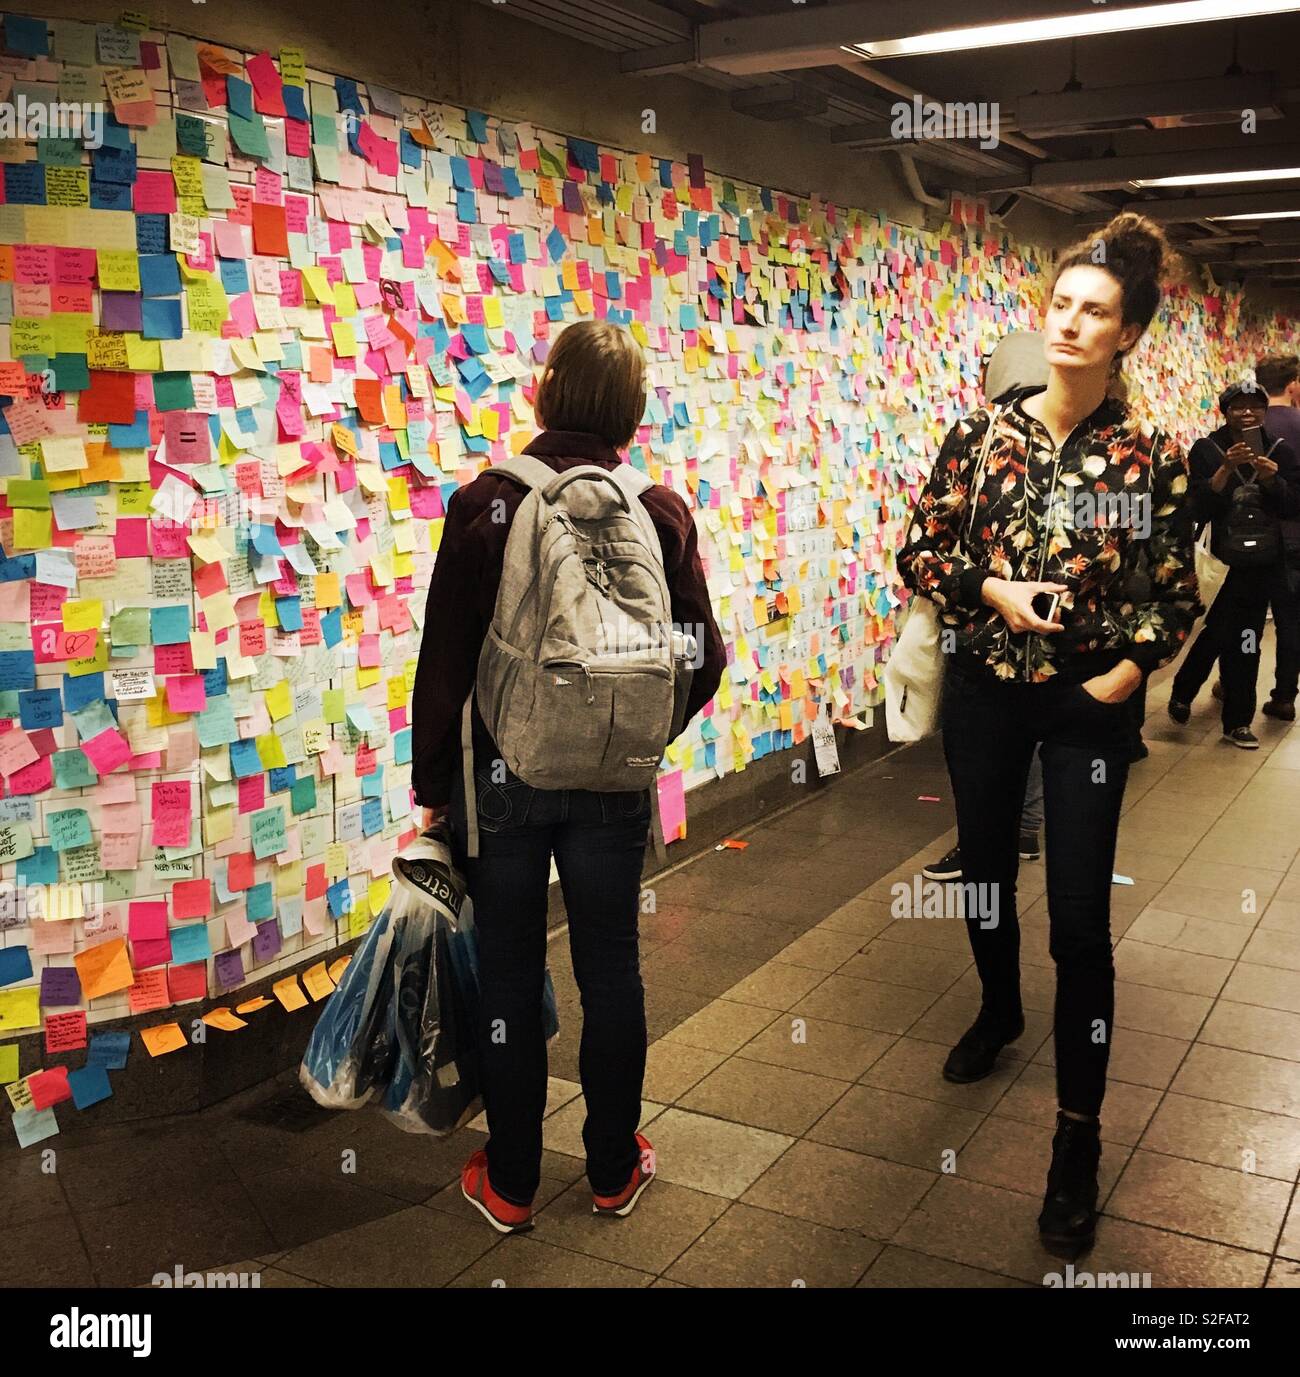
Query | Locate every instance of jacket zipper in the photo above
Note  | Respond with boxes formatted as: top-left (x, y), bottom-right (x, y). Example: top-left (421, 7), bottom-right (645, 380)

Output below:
top-left (1028, 439), bottom-right (1064, 681)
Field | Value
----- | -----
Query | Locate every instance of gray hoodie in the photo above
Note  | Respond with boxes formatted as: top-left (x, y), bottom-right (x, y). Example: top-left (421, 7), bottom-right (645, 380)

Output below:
top-left (984, 331), bottom-right (1048, 404)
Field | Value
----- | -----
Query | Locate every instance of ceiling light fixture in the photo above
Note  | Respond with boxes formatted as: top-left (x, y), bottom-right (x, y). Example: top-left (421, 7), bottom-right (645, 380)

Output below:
top-left (1133, 166), bottom-right (1300, 187)
top-left (844, 1), bottom-right (1300, 60)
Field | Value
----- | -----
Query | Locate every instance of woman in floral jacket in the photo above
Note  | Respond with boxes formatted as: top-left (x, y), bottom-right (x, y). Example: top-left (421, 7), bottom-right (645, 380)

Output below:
top-left (897, 213), bottom-right (1201, 1260)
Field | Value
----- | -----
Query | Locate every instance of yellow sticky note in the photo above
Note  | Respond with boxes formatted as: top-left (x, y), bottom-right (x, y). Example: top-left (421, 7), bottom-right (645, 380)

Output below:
top-left (330, 321), bottom-right (357, 357)
top-left (97, 250), bottom-right (141, 291)
top-left (0, 1043), bottom-right (18, 1084)
top-left (13, 507), bottom-right (51, 549)
top-left (255, 733), bottom-right (288, 770)
top-left (264, 680), bottom-right (293, 721)
top-left (367, 878), bottom-right (391, 917)
top-left (0, 988), bottom-right (40, 1034)
top-left (140, 1023), bottom-right (187, 1057)
top-left (61, 599), bottom-right (103, 632)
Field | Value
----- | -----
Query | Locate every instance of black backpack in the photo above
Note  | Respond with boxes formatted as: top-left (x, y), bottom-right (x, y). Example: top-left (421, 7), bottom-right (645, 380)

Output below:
top-left (1222, 471), bottom-right (1282, 569)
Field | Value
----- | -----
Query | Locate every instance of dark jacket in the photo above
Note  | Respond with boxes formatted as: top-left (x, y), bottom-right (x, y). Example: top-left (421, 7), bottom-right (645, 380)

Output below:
top-left (1187, 424), bottom-right (1300, 565)
top-left (411, 430), bottom-right (726, 807)
top-left (898, 387), bottom-right (1202, 683)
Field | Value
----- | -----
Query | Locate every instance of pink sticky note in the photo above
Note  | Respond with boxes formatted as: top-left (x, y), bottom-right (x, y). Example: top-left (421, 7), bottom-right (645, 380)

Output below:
top-left (655, 768), bottom-right (687, 844)
top-left (128, 901), bottom-right (169, 941)
top-left (0, 730), bottom-right (38, 778)
top-left (151, 780), bottom-right (191, 847)
top-left (82, 727), bottom-right (133, 775)
top-left (165, 676), bottom-right (207, 714)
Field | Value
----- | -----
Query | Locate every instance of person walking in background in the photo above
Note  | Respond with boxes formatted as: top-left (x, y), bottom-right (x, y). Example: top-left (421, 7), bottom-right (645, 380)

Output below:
top-left (1168, 380), bottom-right (1300, 745)
top-left (411, 321), bottom-right (725, 1234)
top-left (899, 213), bottom-right (1200, 1258)
top-left (1259, 354), bottom-right (1300, 718)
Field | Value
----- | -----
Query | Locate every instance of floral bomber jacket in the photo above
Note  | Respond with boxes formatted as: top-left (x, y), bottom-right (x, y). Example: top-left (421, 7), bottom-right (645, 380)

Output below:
top-left (897, 388), bottom-right (1203, 682)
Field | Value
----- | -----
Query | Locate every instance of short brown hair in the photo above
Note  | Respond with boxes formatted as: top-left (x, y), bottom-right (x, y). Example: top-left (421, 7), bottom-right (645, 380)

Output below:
top-left (1256, 354), bottom-right (1299, 395)
top-left (534, 321), bottom-right (646, 448)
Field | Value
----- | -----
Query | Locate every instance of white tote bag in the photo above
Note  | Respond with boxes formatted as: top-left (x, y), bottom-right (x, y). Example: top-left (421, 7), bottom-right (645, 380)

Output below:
top-left (1193, 523), bottom-right (1228, 613)
top-left (884, 408), bottom-right (1002, 744)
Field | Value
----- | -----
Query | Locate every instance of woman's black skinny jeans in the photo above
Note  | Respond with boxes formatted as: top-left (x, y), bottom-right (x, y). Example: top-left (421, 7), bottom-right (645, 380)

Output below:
top-left (941, 656), bottom-right (1133, 1118)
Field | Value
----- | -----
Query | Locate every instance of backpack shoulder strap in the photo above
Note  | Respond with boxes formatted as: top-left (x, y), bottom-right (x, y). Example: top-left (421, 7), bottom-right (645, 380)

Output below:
top-left (605, 462), bottom-right (654, 499)
top-left (489, 454), bottom-right (558, 494)
top-left (960, 404), bottom-right (1002, 545)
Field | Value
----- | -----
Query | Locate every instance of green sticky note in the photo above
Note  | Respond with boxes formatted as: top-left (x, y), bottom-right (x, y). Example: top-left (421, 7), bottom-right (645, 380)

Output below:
top-left (48, 808), bottom-right (93, 852)
top-left (322, 689), bottom-right (345, 724)
top-left (251, 806), bottom-right (286, 859)
top-left (52, 352), bottom-right (90, 392)
top-left (0, 1043), bottom-right (18, 1085)
top-left (109, 607), bottom-right (150, 644)
top-left (6, 479), bottom-right (51, 508)
top-left (37, 137), bottom-right (82, 167)
top-left (152, 372), bottom-right (195, 411)
top-left (290, 775), bottom-right (316, 815)
top-left (175, 112), bottom-right (209, 158)
top-left (102, 870), bottom-right (137, 901)
top-left (52, 749), bottom-right (97, 790)
top-left (228, 110), bottom-right (270, 159)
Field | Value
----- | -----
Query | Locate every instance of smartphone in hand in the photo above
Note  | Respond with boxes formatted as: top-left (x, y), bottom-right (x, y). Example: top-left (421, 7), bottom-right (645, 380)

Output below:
top-left (1031, 591), bottom-right (1061, 624)
top-left (1241, 425), bottom-right (1266, 457)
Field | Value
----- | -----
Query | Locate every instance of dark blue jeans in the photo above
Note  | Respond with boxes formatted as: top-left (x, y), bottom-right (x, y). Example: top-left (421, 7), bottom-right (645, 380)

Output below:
top-left (942, 658), bottom-right (1132, 1118)
top-left (448, 750), bottom-right (651, 1205)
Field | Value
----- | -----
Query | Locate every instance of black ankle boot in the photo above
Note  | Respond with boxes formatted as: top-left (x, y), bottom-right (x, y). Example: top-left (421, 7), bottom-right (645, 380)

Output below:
top-left (1038, 1111), bottom-right (1102, 1258)
top-left (942, 1007), bottom-right (1025, 1083)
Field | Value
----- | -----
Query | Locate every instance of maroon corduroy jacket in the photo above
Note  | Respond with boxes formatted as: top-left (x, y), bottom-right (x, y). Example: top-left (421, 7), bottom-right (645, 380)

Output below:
top-left (411, 430), bottom-right (727, 808)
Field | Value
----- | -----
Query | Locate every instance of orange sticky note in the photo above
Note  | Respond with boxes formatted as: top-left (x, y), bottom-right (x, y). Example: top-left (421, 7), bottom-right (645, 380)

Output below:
top-left (302, 962), bottom-right (335, 1002)
top-left (235, 995), bottom-right (273, 1014)
top-left (140, 1023), bottom-right (187, 1057)
top-left (74, 937), bottom-right (134, 1000)
top-left (201, 1007), bottom-right (248, 1031)
top-left (272, 975), bottom-right (307, 1011)
top-left (327, 955), bottom-right (351, 983)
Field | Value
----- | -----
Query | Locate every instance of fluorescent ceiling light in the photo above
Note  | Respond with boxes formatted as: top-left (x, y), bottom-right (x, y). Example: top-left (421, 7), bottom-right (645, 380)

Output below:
top-left (845, 1), bottom-right (1300, 60)
top-left (1209, 209), bottom-right (1300, 221)
top-left (1133, 167), bottom-right (1300, 187)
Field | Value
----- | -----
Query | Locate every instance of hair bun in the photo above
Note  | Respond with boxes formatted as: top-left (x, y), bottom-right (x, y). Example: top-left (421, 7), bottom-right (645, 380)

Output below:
top-left (1097, 212), bottom-right (1170, 283)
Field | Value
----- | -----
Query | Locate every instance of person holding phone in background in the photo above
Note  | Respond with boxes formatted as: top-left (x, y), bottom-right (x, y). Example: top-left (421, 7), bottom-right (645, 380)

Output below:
top-left (1168, 380), bottom-right (1300, 746)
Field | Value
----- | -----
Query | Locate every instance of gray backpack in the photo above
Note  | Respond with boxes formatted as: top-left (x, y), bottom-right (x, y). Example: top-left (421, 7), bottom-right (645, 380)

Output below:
top-left (459, 455), bottom-right (697, 861)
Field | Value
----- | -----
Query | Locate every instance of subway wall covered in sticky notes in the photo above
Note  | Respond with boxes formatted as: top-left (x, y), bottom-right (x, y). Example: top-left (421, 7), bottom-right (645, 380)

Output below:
top-left (0, 14), bottom-right (1294, 1047)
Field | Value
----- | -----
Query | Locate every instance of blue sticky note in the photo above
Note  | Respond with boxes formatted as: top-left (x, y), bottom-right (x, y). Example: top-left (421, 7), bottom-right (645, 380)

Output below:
top-left (12, 1106), bottom-right (58, 1148)
top-left (170, 923), bottom-right (211, 964)
top-left (141, 298), bottom-right (182, 340)
top-left (226, 75), bottom-right (254, 120)
top-left (0, 650), bottom-right (36, 691)
top-left (87, 1031), bottom-right (130, 1069)
top-left (228, 738), bottom-right (262, 778)
top-left (150, 605), bottom-right (190, 645)
top-left (4, 15), bottom-right (50, 57)
top-left (18, 688), bottom-right (61, 730)
top-left (68, 1066), bottom-right (112, 1110)
top-left (139, 254), bottom-right (181, 297)
top-left (62, 671), bottom-right (104, 712)
top-left (274, 596), bottom-right (302, 632)
top-left (466, 110), bottom-right (489, 142)
top-left (17, 846), bottom-right (57, 885)
top-left (107, 410), bottom-right (150, 448)
top-left (218, 258), bottom-right (250, 294)
top-left (246, 882), bottom-right (274, 923)
top-left (0, 947), bottom-right (33, 987)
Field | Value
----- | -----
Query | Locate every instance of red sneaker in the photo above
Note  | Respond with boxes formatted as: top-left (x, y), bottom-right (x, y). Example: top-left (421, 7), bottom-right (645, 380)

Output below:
top-left (461, 1150), bottom-right (534, 1234)
top-left (592, 1133), bottom-right (656, 1217)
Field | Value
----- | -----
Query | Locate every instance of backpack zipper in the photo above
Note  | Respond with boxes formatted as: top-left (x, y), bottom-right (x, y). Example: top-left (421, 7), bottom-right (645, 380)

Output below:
top-left (534, 551), bottom-right (668, 657)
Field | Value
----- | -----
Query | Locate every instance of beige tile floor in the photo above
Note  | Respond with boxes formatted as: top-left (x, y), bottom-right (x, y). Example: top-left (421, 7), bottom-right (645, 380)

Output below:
top-left (11, 667), bottom-right (1300, 1289)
